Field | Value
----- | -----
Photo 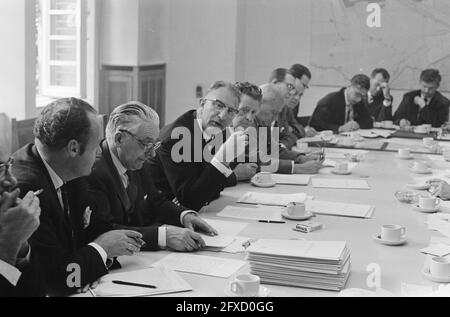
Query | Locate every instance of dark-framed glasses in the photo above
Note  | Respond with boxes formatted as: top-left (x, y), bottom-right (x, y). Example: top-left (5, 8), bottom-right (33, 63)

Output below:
top-left (119, 129), bottom-right (161, 152)
top-left (202, 98), bottom-right (239, 116)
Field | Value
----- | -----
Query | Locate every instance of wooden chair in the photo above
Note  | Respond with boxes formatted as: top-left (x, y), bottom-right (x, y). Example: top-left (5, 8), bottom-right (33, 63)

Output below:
top-left (11, 118), bottom-right (36, 153)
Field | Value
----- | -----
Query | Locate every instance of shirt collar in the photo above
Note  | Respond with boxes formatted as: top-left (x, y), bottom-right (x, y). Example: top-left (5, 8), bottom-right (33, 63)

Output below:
top-left (344, 88), bottom-right (351, 107)
top-left (109, 146), bottom-right (128, 177)
top-left (36, 147), bottom-right (64, 191)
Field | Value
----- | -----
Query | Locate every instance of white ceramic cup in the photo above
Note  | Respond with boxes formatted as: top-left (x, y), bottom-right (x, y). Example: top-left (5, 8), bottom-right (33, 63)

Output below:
top-left (336, 162), bottom-right (349, 172)
top-left (398, 148), bottom-right (411, 158)
top-left (253, 172), bottom-right (273, 184)
top-left (419, 196), bottom-right (440, 209)
top-left (430, 257), bottom-right (450, 278)
top-left (381, 225), bottom-right (406, 242)
top-left (423, 137), bottom-right (436, 147)
top-left (286, 202), bottom-right (307, 217)
top-left (382, 121), bottom-right (394, 129)
top-left (412, 161), bottom-right (428, 172)
top-left (229, 274), bottom-right (260, 297)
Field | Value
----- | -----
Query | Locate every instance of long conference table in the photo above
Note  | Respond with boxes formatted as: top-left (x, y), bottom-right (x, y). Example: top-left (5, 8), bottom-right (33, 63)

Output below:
top-left (83, 135), bottom-right (450, 297)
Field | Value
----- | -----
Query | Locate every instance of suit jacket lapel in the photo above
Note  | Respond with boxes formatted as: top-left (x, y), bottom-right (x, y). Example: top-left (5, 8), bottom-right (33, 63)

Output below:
top-left (338, 88), bottom-right (347, 124)
top-left (100, 141), bottom-right (131, 212)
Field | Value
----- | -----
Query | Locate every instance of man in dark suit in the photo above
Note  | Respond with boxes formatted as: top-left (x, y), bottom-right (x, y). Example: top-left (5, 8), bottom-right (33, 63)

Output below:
top-left (269, 68), bottom-right (305, 149)
top-left (366, 68), bottom-right (393, 122)
top-left (148, 81), bottom-right (248, 211)
top-left (310, 74), bottom-right (373, 133)
top-left (0, 160), bottom-right (43, 297)
top-left (88, 102), bottom-right (217, 253)
top-left (394, 69), bottom-right (450, 128)
top-left (12, 98), bottom-right (144, 296)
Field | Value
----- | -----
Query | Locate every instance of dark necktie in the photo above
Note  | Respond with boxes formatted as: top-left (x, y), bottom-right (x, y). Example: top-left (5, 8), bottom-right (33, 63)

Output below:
top-left (60, 184), bottom-right (75, 247)
top-left (125, 171), bottom-right (138, 223)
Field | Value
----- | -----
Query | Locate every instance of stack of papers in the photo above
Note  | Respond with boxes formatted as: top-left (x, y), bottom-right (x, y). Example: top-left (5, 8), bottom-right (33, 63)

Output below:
top-left (237, 192), bottom-right (307, 206)
top-left (271, 174), bottom-right (312, 185)
top-left (359, 129), bottom-right (395, 139)
top-left (152, 254), bottom-right (247, 278)
top-left (246, 239), bottom-right (351, 291)
top-left (306, 200), bottom-right (375, 218)
top-left (311, 178), bottom-right (370, 190)
top-left (93, 267), bottom-right (192, 297)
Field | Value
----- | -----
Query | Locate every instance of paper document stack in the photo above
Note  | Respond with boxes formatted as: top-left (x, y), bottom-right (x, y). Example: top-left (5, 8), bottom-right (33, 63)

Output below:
top-left (246, 239), bottom-right (351, 291)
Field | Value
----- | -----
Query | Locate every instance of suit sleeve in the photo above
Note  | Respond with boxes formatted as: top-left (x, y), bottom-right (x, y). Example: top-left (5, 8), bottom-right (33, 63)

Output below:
top-left (157, 143), bottom-right (230, 211)
top-left (18, 181), bottom-right (108, 294)
top-left (310, 100), bottom-right (341, 133)
top-left (356, 104), bottom-right (374, 129)
top-left (377, 105), bottom-right (393, 122)
top-left (393, 94), bottom-right (410, 125)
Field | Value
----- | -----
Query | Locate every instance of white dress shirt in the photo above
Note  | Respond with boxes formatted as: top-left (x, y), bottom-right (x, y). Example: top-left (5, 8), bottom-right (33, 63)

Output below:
top-left (36, 147), bottom-right (108, 265)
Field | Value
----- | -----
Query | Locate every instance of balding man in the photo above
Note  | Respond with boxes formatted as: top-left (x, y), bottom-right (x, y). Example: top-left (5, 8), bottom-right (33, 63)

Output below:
top-left (255, 84), bottom-right (323, 174)
top-left (148, 81), bottom-right (248, 211)
top-left (87, 102), bottom-right (217, 253)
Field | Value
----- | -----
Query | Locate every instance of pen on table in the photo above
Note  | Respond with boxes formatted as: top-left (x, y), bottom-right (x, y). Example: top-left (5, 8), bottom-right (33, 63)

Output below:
top-left (88, 287), bottom-right (97, 297)
top-left (258, 220), bottom-right (286, 224)
top-left (112, 280), bottom-right (157, 289)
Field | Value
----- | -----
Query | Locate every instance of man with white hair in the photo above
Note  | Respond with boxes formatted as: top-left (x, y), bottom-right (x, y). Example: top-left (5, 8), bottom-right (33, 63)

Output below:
top-left (87, 102), bottom-right (217, 252)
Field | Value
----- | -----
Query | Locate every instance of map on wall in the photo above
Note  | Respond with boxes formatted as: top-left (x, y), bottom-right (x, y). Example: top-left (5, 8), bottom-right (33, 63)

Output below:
top-left (310, 0), bottom-right (450, 91)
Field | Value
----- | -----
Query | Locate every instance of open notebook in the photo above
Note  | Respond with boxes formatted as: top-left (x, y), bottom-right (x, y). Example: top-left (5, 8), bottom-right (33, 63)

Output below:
top-left (92, 267), bottom-right (192, 297)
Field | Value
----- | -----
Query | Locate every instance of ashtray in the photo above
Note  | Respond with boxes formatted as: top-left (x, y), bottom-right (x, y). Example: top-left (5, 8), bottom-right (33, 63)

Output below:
top-left (394, 191), bottom-right (419, 204)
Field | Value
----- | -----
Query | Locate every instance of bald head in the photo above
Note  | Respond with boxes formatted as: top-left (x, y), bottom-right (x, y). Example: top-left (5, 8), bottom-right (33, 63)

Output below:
top-left (256, 84), bottom-right (285, 126)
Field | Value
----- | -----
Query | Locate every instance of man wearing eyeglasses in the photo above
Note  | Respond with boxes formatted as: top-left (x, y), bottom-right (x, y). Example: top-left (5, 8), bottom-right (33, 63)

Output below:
top-left (310, 74), bottom-right (373, 133)
top-left (148, 81), bottom-right (247, 211)
top-left (87, 102), bottom-right (217, 253)
top-left (269, 68), bottom-right (305, 149)
top-left (0, 159), bottom-right (44, 297)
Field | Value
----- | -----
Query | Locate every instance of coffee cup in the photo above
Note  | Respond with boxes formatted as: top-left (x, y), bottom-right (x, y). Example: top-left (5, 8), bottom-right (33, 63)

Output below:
top-left (335, 162), bottom-right (349, 172)
top-left (423, 137), bottom-right (436, 147)
top-left (412, 161), bottom-right (428, 172)
top-left (398, 148), bottom-right (411, 158)
top-left (253, 172), bottom-right (273, 184)
top-left (382, 121), bottom-right (394, 129)
top-left (419, 196), bottom-right (440, 209)
top-left (229, 274), bottom-right (260, 297)
top-left (381, 224), bottom-right (406, 242)
top-left (286, 202), bottom-right (307, 217)
top-left (430, 256), bottom-right (450, 278)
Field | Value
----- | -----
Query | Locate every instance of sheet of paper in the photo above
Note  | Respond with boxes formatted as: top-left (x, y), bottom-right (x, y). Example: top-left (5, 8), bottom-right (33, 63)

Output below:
top-left (359, 129), bottom-right (395, 138)
top-left (271, 174), bottom-right (312, 185)
top-left (237, 192), bottom-right (307, 206)
top-left (93, 267), bottom-right (192, 297)
top-left (217, 205), bottom-right (283, 221)
top-left (321, 160), bottom-right (358, 170)
top-left (420, 244), bottom-right (450, 257)
top-left (202, 219), bottom-right (248, 236)
top-left (200, 234), bottom-right (236, 248)
top-left (311, 178), bottom-right (370, 190)
top-left (325, 148), bottom-right (369, 156)
top-left (430, 236), bottom-right (450, 245)
top-left (152, 254), bottom-right (247, 278)
top-left (427, 214), bottom-right (450, 237)
top-left (306, 200), bottom-right (374, 218)
top-left (401, 284), bottom-right (434, 297)
top-left (221, 236), bottom-right (253, 254)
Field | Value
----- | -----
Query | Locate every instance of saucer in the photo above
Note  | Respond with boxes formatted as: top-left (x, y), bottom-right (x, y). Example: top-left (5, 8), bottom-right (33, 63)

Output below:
top-left (281, 211), bottom-right (314, 221)
top-left (395, 154), bottom-right (414, 160)
top-left (372, 234), bottom-right (407, 246)
top-left (224, 285), bottom-right (270, 298)
top-left (406, 183), bottom-right (431, 190)
top-left (251, 180), bottom-right (276, 188)
top-left (422, 267), bottom-right (450, 283)
top-left (409, 167), bottom-right (432, 174)
top-left (331, 169), bottom-right (352, 175)
top-left (412, 204), bottom-right (439, 213)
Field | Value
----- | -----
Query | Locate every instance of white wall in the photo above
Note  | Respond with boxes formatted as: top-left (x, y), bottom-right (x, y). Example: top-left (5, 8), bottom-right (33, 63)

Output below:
top-left (0, 0), bottom-right (35, 120)
top-left (164, 0), bottom-right (238, 123)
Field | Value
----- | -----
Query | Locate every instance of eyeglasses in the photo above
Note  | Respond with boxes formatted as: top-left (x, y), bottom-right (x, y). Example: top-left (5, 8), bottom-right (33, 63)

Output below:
top-left (119, 129), bottom-right (161, 152)
top-left (285, 83), bottom-right (298, 96)
top-left (202, 98), bottom-right (239, 116)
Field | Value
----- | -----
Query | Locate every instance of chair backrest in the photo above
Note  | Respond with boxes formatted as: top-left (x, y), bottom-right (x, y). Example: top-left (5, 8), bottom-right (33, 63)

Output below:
top-left (11, 118), bottom-right (36, 153)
